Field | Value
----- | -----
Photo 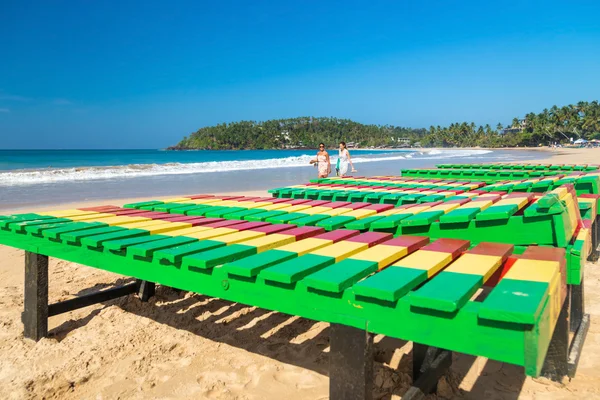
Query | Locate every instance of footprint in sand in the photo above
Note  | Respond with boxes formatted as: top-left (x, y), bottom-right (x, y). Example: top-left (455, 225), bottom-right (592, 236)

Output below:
top-left (272, 369), bottom-right (322, 390)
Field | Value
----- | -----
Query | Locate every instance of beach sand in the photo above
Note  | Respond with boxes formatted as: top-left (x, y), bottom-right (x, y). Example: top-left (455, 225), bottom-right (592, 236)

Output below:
top-left (1, 148), bottom-right (600, 399)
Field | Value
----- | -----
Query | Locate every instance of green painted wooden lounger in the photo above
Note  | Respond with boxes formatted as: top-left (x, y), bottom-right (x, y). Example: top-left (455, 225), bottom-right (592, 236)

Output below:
top-left (400, 169), bottom-right (600, 192)
top-left (0, 219), bottom-right (570, 379)
top-left (286, 173), bottom-right (599, 197)
top-left (436, 163), bottom-right (599, 172)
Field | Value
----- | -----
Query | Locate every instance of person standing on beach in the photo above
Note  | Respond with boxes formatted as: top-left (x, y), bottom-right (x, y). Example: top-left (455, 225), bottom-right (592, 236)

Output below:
top-left (309, 143), bottom-right (331, 178)
top-left (337, 141), bottom-right (356, 176)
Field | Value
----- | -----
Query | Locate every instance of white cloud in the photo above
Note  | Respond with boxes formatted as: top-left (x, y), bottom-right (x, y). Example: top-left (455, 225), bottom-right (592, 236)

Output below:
top-left (0, 93), bottom-right (30, 101)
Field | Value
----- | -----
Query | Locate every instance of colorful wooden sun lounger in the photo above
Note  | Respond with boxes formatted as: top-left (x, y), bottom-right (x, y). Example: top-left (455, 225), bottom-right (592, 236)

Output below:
top-left (0, 214), bottom-right (581, 397)
top-left (437, 163), bottom-right (599, 172)
top-left (298, 172), bottom-right (600, 196)
top-left (400, 169), bottom-right (600, 193)
top-left (87, 190), bottom-right (597, 276)
top-left (263, 184), bottom-right (598, 255)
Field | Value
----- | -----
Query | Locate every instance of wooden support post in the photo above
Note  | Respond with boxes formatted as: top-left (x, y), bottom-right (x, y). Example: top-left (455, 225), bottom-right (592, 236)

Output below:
top-left (590, 216), bottom-right (599, 262)
top-left (568, 313), bottom-right (590, 378)
top-left (48, 283), bottom-right (139, 316)
top-left (541, 298), bottom-right (569, 381)
top-left (570, 281), bottom-right (584, 333)
top-left (403, 343), bottom-right (452, 399)
top-left (329, 323), bottom-right (373, 400)
top-left (23, 251), bottom-right (49, 341)
top-left (137, 280), bottom-right (155, 302)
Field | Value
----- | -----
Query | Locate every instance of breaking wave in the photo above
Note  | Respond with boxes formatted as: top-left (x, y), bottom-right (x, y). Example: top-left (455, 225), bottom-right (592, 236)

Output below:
top-left (0, 149), bottom-right (492, 186)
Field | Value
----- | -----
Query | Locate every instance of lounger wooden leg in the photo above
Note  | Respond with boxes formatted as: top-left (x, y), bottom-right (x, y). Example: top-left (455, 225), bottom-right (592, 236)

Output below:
top-left (137, 280), bottom-right (155, 302)
top-left (329, 323), bottom-right (373, 400)
top-left (568, 313), bottom-right (590, 378)
top-left (541, 298), bottom-right (569, 381)
top-left (403, 343), bottom-right (452, 399)
top-left (590, 216), bottom-right (599, 262)
top-left (23, 251), bottom-right (49, 341)
top-left (570, 281), bottom-right (584, 333)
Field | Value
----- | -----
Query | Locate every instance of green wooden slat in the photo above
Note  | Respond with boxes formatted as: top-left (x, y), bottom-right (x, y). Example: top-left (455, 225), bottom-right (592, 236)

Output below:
top-left (475, 204), bottom-right (518, 221)
top-left (244, 210), bottom-right (287, 222)
top-left (127, 237), bottom-right (199, 259)
top-left (303, 259), bottom-right (377, 293)
top-left (478, 279), bottom-right (549, 324)
top-left (171, 204), bottom-right (213, 215)
top-left (224, 208), bottom-right (266, 220)
top-left (61, 226), bottom-right (127, 245)
top-left (24, 221), bottom-right (75, 235)
top-left (347, 193), bottom-right (368, 202)
top-left (287, 214), bottom-right (329, 227)
top-left (260, 254), bottom-right (334, 284)
top-left (331, 192), bottom-right (356, 202)
top-left (187, 205), bottom-right (223, 217)
top-left (417, 194), bottom-right (445, 203)
top-left (42, 222), bottom-right (107, 239)
top-left (344, 215), bottom-right (386, 231)
top-left (103, 234), bottom-right (171, 252)
top-left (400, 210), bottom-right (444, 227)
top-left (81, 229), bottom-right (150, 249)
top-left (352, 267), bottom-right (427, 302)
top-left (291, 190), bottom-right (309, 199)
top-left (182, 244), bottom-right (256, 270)
top-left (369, 214), bottom-right (412, 229)
top-left (265, 212), bottom-right (308, 224)
top-left (364, 193), bottom-right (386, 203)
top-left (408, 272), bottom-right (483, 312)
top-left (11, 218), bottom-right (72, 233)
top-left (153, 202), bottom-right (196, 212)
top-left (315, 190), bottom-right (335, 200)
top-left (224, 250), bottom-right (297, 278)
top-left (316, 216), bottom-right (356, 231)
top-left (439, 208), bottom-right (480, 224)
top-left (536, 193), bottom-right (560, 209)
top-left (400, 194), bottom-right (426, 204)
top-left (153, 240), bottom-right (225, 265)
top-left (381, 194), bottom-right (407, 205)
top-left (204, 206), bottom-right (247, 218)
top-left (123, 200), bottom-right (163, 209)
top-left (0, 214), bottom-right (53, 229)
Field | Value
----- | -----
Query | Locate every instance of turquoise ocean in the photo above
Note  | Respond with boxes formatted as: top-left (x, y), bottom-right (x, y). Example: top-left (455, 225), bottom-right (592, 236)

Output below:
top-left (0, 148), bottom-right (542, 210)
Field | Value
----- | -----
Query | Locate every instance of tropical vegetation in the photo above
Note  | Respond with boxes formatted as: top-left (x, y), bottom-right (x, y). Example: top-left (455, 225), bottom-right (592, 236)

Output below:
top-left (172, 101), bottom-right (600, 149)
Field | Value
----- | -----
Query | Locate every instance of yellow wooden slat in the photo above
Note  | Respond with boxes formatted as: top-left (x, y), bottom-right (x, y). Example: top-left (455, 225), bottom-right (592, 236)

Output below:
top-left (240, 233), bottom-right (296, 253)
top-left (350, 245), bottom-right (408, 269)
top-left (310, 241), bottom-right (368, 262)
top-left (277, 238), bottom-right (333, 256)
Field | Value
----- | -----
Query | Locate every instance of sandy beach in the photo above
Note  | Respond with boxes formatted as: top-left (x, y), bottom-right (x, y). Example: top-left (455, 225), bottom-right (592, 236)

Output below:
top-left (1, 148), bottom-right (600, 399)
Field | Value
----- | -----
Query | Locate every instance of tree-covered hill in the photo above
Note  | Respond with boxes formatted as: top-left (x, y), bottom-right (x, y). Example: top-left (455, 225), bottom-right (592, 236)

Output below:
top-left (171, 101), bottom-right (600, 149)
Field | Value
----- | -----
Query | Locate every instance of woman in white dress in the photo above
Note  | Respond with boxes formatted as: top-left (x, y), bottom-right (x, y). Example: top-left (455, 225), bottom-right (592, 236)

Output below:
top-left (337, 141), bottom-right (357, 177)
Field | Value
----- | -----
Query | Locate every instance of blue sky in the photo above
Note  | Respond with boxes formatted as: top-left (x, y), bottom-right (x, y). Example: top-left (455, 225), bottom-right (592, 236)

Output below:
top-left (1, 1), bottom-right (600, 149)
